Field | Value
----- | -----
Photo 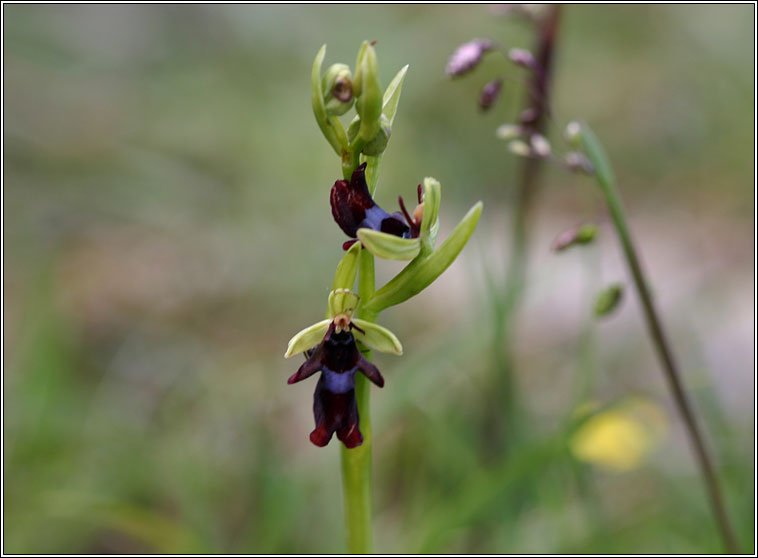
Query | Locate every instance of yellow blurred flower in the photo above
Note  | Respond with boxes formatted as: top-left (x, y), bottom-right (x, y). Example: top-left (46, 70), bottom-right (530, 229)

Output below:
top-left (569, 397), bottom-right (668, 473)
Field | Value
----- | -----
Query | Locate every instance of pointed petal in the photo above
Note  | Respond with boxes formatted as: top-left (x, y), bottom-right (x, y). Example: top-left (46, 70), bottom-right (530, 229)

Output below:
top-left (284, 319), bottom-right (331, 359)
top-left (356, 354), bottom-right (385, 387)
top-left (351, 319), bottom-right (403, 356)
top-left (287, 345), bottom-right (324, 384)
top-left (327, 289), bottom-right (360, 320)
top-left (357, 228), bottom-right (421, 261)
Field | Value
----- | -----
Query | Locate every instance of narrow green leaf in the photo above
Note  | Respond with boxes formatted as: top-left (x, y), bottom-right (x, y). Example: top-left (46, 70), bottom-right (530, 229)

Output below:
top-left (364, 201), bottom-right (483, 313)
top-left (382, 64), bottom-right (409, 126)
top-left (352, 319), bottom-right (403, 355)
top-left (578, 122), bottom-right (615, 190)
top-left (357, 229), bottom-right (421, 261)
top-left (331, 242), bottom-right (362, 292)
top-left (328, 289), bottom-right (360, 320)
top-left (284, 319), bottom-right (331, 358)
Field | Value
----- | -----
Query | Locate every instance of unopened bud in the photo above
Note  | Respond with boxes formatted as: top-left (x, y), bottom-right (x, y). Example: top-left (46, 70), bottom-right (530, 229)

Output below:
top-left (445, 39), bottom-right (494, 77)
top-left (594, 283), bottom-right (624, 318)
top-left (519, 107), bottom-right (538, 125)
top-left (478, 78), bottom-right (503, 111)
top-left (355, 42), bottom-right (383, 142)
top-left (565, 152), bottom-right (595, 175)
top-left (323, 63), bottom-right (354, 116)
top-left (362, 114), bottom-right (391, 156)
top-left (496, 123), bottom-right (522, 141)
top-left (508, 48), bottom-right (536, 70)
top-left (508, 140), bottom-right (531, 157)
top-left (530, 134), bottom-right (551, 157)
top-left (552, 223), bottom-right (598, 252)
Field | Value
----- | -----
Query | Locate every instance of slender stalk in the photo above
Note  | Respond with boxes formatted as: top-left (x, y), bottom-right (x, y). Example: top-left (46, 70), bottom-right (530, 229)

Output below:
top-left (340, 249), bottom-right (376, 553)
top-left (491, 5), bottom-right (562, 453)
top-left (583, 127), bottom-right (739, 554)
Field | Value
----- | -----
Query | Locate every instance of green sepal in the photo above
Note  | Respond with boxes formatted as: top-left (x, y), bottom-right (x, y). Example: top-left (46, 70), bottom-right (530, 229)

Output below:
top-left (284, 319), bottom-right (331, 359)
top-left (330, 241), bottom-right (362, 292)
top-left (420, 177), bottom-right (442, 246)
top-left (311, 45), bottom-right (348, 156)
top-left (357, 228), bottom-right (421, 261)
top-left (352, 319), bottom-right (403, 355)
top-left (327, 288), bottom-right (360, 320)
top-left (363, 201), bottom-right (483, 313)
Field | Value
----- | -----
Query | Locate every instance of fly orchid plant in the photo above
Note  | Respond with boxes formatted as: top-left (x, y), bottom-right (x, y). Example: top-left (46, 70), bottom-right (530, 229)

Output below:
top-left (284, 42), bottom-right (482, 552)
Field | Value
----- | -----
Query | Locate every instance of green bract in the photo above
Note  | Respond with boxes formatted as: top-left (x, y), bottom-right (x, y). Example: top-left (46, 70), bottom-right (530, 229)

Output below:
top-left (311, 45), bottom-right (348, 156)
top-left (331, 241), bottom-right (362, 291)
top-left (362, 201), bottom-right (483, 313)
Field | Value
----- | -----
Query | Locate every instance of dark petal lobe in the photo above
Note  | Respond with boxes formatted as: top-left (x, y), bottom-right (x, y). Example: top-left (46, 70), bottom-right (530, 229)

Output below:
top-left (330, 163), bottom-right (374, 238)
top-left (357, 355), bottom-right (385, 388)
top-left (287, 344), bottom-right (323, 384)
top-left (309, 375), bottom-right (363, 448)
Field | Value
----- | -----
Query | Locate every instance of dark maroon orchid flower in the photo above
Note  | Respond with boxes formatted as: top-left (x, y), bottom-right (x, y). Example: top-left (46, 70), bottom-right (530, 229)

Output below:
top-left (330, 162), bottom-right (424, 250)
top-left (289, 325), bottom-right (383, 448)
top-left (284, 289), bottom-right (403, 449)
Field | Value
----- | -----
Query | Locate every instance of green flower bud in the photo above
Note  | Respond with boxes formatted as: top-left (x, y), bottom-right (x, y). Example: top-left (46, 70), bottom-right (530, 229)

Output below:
top-left (594, 283), bottom-right (624, 318)
top-left (362, 114), bottom-right (391, 156)
top-left (347, 116), bottom-right (361, 143)
top-left (355, 42), bottom-right (383, 144)
top-left (552, 223), bottom-right (598, 252)
top-left (322, 63), bottom-right (354, 116)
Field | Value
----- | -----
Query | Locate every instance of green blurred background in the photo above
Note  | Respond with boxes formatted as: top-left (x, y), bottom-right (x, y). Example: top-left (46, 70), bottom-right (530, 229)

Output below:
top-left (3, 4), bottom-right (754, 554)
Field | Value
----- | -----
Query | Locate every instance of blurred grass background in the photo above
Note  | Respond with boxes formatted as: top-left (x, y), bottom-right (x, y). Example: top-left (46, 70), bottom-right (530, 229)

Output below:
top-left (2, 4), bottom-right (754, 554)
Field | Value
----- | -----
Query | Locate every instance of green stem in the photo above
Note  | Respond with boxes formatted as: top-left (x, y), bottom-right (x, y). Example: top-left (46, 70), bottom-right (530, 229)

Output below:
top-left (340, 249), bottom-right (376, 553)
top-left (582, 126), bottom-right (739, 554)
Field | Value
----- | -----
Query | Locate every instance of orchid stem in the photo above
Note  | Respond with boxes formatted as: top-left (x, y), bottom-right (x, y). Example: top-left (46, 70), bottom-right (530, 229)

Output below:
top-left (340, 249), bottom-right (376, 553)
top-left (581, 125), bottom-right (739, 554)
